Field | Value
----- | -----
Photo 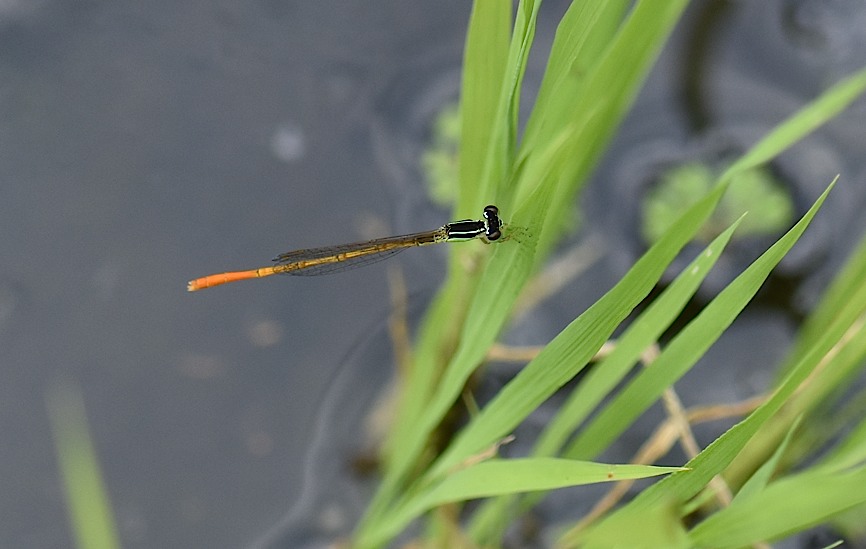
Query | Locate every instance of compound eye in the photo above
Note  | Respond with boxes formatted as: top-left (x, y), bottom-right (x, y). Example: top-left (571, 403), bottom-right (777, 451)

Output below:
top-left (487, 229), bottom-right (502, 241)
top-left (483, 205), bottom-right (499, 219)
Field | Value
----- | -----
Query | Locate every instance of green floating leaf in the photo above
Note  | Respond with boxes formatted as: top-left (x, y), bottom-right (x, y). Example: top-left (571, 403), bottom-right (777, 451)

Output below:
top-left (641, 163), bottom-right (794, 244)
top-left (421, 102), bottom-right (461, 206)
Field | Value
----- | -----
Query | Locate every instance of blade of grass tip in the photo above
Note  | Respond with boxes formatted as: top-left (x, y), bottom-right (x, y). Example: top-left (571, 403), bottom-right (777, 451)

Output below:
top-left (688, 466), bottom-right (866, 548)
top-left (593, 184), bottom-right (846, 520)
top-left (564, 181), bottom-right (834, 465)
top-left (419, 460), bottom-right (684, 505)
top-left (46, 383), bottom-right (121, 549)
top-left (468, 214), bottom-right (746, 541)
top-left (571, 205), bottom-right (841, 549)
top-left (540, 216), bottom-right (744, 459)
top-left (362, 459), bottom-right (684, 549)
top-left (424, 180), bottom-right (732, 484)
top-left (721, 66), bottom-right (866, 180)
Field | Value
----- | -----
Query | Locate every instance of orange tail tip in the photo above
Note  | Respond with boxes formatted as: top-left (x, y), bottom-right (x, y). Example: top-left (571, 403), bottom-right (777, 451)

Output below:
top-left (187, 278), bottom-right (210, 292)
top-left (186, 267), bottom-right (275, 292)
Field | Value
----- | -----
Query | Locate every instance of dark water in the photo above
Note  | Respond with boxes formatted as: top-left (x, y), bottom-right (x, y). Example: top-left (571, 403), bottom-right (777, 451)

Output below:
top-left (1, 1), bottom-right (864, 548)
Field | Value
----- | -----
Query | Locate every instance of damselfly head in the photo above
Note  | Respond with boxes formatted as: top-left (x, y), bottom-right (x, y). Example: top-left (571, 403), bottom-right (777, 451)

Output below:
top-left (483, 204), bottom-right (502, 241)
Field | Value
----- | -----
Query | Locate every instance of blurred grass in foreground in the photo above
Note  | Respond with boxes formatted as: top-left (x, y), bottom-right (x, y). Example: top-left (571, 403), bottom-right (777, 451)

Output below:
top-left (47, 383), bottom-right (120, 549)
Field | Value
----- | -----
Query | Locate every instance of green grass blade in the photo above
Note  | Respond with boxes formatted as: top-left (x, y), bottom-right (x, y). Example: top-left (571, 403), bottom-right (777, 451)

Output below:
top-left (468, 212), bottom-right (744, 541)
top-left (542, 217), bottom-right (743, 458)
top-left (457, 0), bottom-right (511, 210)
top-left (365, 2), bottom-right (544, 530)
top-left (361, 164), bottom-right (727, 546)
top-left (580, 500), bottom-right (691, 549)
top-left (721, 66), bottom-right (866, 182)
top-left (780, 223), bottom-right (866, 379)
top-left (466, 0), bottom-right (541, 211)
top-left (47, 384), bottom-right (121, 549)
top-left (733, 416), bottom-right (802, 503)
top-left (564, 183), bottom-right (830, 460)
top-left (515, 0), bottom-right (690, 259)
top-left (425, 181), bottom-right (731, 482)
top-left (688, 466), bottom-right (866, 548)
top-left (421, 459), bottom-right (683, 501)
top-left (400, 0), bottom-right (511, 431)
top-left (571, 184), bottom-right (837, 547)
top-left (519, 0), bottom-right (630, 151)
top-left (361, 459), bottom-right (682, 548)
top-left (819, 403), bottom-right (866, 473)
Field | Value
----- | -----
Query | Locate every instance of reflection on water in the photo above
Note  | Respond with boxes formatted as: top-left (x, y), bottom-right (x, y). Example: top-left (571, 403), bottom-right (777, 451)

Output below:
top-left (251, 317), bottom-right (399, 549)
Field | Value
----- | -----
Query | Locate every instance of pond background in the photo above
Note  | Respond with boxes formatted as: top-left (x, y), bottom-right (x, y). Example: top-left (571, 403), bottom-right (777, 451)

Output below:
top-left (2, 1), bottom-right (865, 547)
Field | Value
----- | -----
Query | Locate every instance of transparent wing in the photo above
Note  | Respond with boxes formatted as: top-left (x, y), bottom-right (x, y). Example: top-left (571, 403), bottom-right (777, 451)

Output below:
top-left (272, 230), bottom-right (442, 277)
top-left (278, 247), bottom-right (407, 276)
